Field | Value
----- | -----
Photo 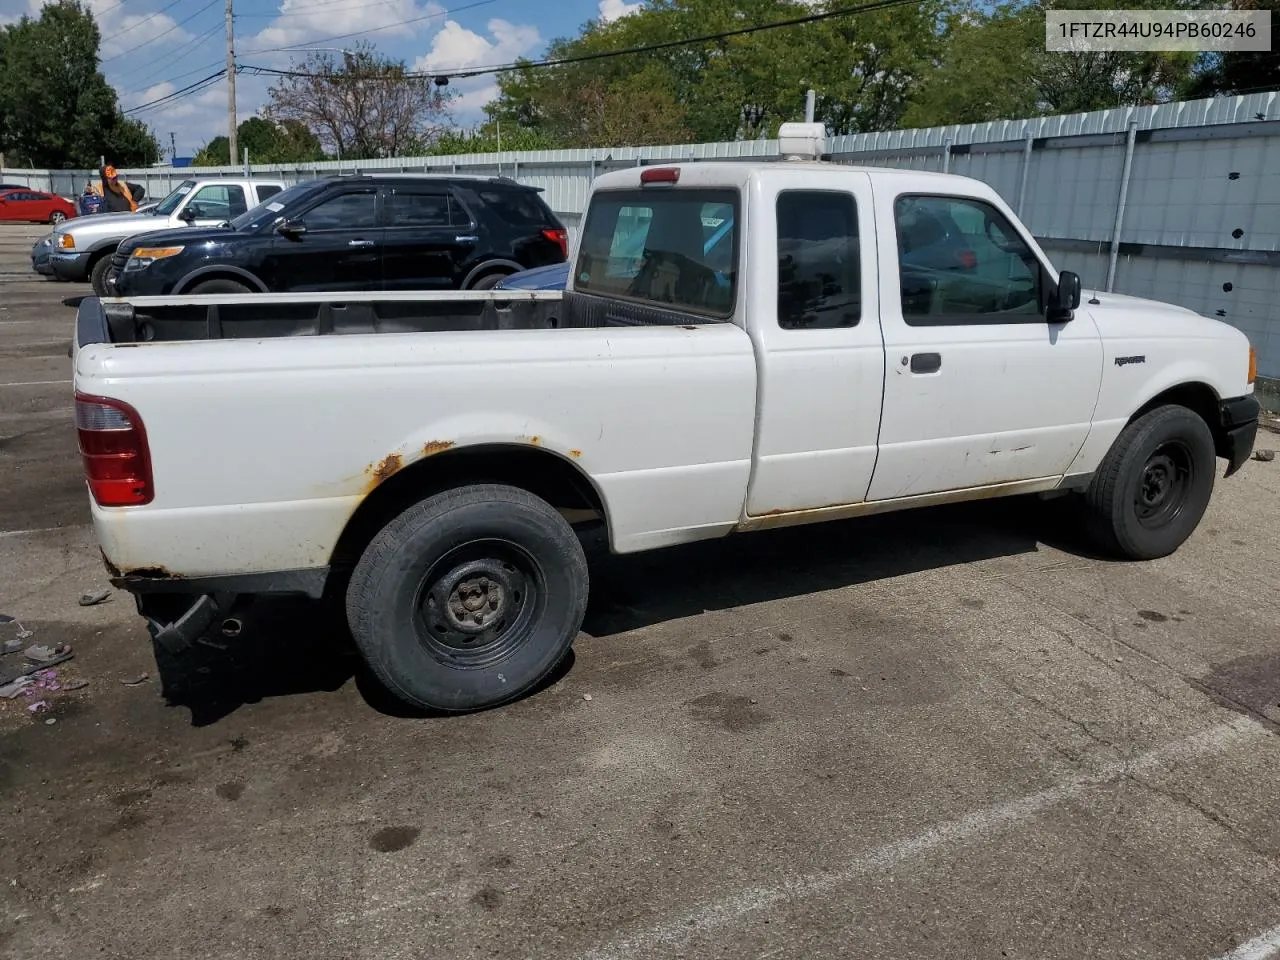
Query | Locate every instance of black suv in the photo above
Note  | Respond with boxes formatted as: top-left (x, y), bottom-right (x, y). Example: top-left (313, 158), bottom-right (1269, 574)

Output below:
top-left (109, 175), bottom-right (568, 296)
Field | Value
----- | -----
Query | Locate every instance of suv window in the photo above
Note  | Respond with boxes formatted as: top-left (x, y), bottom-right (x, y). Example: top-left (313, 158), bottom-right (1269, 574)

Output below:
top-left (895, 195), bottom-right (1041, 324)
top-left (257, 185), bottom-right (283, 202)
top-left (475, 188), bottom-right (553, 226)
top-left (388, 190), bottom-right (460, 228)
top-left (187, 183), bottom-right (247, 220)
top-left (302, 189), bottom-right (378, 230)
top-left (576, 188), bottom-right (738, 318)
top-left (776, 191), bottom-right (860, 329)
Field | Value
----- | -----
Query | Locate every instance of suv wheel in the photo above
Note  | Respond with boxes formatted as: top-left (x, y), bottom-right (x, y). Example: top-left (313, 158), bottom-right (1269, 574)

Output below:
top-left (90, 254), bottom-right (114, 296)
top-left (470, 271), bottom-right (511, 290)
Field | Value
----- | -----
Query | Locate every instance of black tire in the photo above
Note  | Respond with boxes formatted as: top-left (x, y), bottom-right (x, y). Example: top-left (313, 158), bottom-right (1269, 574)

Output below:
top-left (89, 254), bottom-right (114, 296)
top-left (1083, 404), bottom-right (1216, 560)
top-left (346, 483), bottom-right (588, 712)
top-left (49, 211), bottom-right (66, 225)
top-left (188, 279), bottom-right (253, 295)
top-left (469, 271), bottom-right (509, 290)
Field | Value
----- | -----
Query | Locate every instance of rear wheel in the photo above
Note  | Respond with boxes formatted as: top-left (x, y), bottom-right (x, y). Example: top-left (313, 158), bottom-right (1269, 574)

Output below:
top-left (1083, 404), bottom-right (1216, 560)
top-left (89, 254), bottom-right (114, 296)
top-left (49, 211), bottom-right (66, 225)
top-left (188, 279), bottom-right (253, 295)
top-left (346, 484), bottom-right (588, 712)
top-left (469, 271), bottom-right (510, 290)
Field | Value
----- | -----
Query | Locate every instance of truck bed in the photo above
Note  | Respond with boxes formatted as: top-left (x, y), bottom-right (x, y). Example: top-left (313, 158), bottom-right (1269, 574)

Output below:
top-left (76, 290), bottom-right (725, 346)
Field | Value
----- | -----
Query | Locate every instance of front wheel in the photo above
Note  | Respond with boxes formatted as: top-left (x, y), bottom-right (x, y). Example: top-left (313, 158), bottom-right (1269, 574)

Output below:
top-left (469, 271), bottom-right (510, 290)
top-left (346, 484), bottom-right (589, 712)
top-left (90, 254), bottom-right (114, 296)
top-left (1083, 404), bottom-right (1216, 560)
top-left (49, 211), bottom-right (66, 224)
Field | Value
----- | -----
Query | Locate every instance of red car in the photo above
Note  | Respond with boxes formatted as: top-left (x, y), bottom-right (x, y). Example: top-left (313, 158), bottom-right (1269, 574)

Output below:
top-left (0, 188), bottom-right (77, 225)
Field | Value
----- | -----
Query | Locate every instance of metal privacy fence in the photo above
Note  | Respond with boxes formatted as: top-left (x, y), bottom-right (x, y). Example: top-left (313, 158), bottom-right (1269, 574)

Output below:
top-left (4, 90), bottom-right (1278, 376)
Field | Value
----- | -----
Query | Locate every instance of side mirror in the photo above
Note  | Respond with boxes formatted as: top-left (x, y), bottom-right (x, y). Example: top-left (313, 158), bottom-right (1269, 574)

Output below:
top-left (1048, 269), bottom-right (1081, 322)
top-left (178, 206), bottom-right (197, 223)
top-left (276, 219), bottom-right (306, 238)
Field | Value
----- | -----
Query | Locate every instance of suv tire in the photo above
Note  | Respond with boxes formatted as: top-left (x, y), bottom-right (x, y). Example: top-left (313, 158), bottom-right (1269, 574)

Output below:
top-left (188, 279), bottom-right (253, 295)
top-left (90, 254), bottom-right (114, 296)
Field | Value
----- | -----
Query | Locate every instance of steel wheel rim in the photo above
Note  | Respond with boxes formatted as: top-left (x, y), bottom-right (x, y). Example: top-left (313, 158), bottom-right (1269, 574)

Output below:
top-left (1134, 439), bottom-right (1193, 529)
top-left (413, 538), bottom-right (544, 668)
top-left (50, 212), bottom-right (65, 223)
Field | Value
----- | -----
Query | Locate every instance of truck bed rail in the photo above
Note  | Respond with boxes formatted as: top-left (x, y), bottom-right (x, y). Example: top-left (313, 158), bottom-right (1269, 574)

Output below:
top-left (75, 290), bottom-right (731, 347)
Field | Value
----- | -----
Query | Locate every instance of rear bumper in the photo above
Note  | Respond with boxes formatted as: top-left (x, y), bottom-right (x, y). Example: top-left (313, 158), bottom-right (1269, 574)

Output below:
top-left (120, 568), bottom-right (329, 653)
top-left (1219, 395), bottom-right (1260, 478)
top-left (49, 251), bottom-right (92, 282)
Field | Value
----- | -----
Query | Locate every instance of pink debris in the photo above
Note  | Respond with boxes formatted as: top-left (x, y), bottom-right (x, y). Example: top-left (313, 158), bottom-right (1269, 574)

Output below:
top-left (27, 700), bottom-right (48, 713)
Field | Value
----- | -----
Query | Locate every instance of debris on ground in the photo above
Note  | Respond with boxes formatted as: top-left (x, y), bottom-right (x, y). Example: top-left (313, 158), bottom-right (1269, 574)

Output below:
top-left (78, 589), bottom-right (112, 607)
top-left (582, 693), bottom-right (593, 701)
top-left (0, 676), bottom-right (35, 699)
top-left (2, 638), bottom-right (22, 654)
top-left (1254, 449), bottom-right (1275, 462)
top-left (24, 643), bottom-right (72, 665)
top-left (0, 613), bottom-right (34, 640)
top-left (63, 679), bottom-right (88, 691)
top-left (121, 673), bottom-right (150, 686)
top-left (27, 700), bottom-right (48, 713)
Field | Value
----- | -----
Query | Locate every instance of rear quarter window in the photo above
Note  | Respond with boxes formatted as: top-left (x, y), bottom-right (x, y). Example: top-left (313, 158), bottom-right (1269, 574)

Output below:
top-left (475, 188), bottom-right (556, 226)
top-left (575, 188), bottom-right (739, 318)
top-left (256, 185), bottom-right (283, 202)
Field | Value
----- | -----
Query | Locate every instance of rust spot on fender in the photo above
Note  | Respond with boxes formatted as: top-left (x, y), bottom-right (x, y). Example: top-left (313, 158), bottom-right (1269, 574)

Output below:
top-left (569, 449), bottom-right (582, 458)
top-left (123, 565), bottom-right (175, 579)
top-left (100, 549), bottom-right (122, 578)
top-left (527, 436), bottom-right (542, 446)
top-left (422, 440), bottom-right (454, 456)
top-left (367, 453), bottom-right (404, 490)
top-left (680, 325), bottom-right (699, 331)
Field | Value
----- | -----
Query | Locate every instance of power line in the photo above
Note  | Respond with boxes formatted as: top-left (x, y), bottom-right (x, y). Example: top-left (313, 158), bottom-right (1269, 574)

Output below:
top-left (100, 0), bottom-right (186, 44)
top-left (114, 23), bottom-right (225, 84)
top-left (243, 0), bottom-right (496, 55)
top-left (124, 68), bottom-right (227, 116)
top-left (234, 0), bottom-right (448, 19)
top-left (244, 0), bottom-right (918, 82)
top-left (102, 0), bottom-right (222, 63)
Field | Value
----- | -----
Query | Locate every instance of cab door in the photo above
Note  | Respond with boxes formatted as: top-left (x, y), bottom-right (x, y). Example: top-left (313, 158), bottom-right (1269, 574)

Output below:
top-left (867, 187), bottom-right (1103, 501)
top-left (744, 171), bottom-right (885, 515)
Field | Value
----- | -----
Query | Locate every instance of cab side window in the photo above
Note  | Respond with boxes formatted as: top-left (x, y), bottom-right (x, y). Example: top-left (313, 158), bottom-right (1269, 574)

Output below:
top-left (776, 191), bottom-right (860, 329)
top-left (188, 184), bottom-right (247, 220)
top-left (895, 195), bottom-right (1042, 324)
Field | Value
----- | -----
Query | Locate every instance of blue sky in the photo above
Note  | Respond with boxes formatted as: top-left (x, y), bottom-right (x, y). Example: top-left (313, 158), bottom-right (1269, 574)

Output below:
top-left (0, 0), bottom-right (643, 156)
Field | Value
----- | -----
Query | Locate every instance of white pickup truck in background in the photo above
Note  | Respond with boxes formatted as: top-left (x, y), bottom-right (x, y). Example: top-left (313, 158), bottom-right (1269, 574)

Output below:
top-left (71, 124), bottom-right (1260, 712)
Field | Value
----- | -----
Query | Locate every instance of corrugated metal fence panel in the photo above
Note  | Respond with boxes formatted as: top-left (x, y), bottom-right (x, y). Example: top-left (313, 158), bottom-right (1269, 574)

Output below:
top-left (4, 90), bottom-right (1279, 373)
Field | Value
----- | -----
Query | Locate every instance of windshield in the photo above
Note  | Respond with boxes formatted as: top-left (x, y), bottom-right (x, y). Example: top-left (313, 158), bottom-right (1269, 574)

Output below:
top-left (228, 180), bottom-right (326, 231)
top-left (153, 180), bottom-right (197, 216)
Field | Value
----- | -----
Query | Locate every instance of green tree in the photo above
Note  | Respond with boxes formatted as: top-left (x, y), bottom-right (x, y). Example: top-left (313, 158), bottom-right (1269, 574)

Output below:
top-left (0, 0), bottom-right (159, 167)
top-left (194, 116), bottom-right (325, 165)
top-left (486, 0), bottom-right (949, 146)
top-left (903, 1), bottom-right (1215, 129)
top-left (1183, 0), bottom-right (1280, 97)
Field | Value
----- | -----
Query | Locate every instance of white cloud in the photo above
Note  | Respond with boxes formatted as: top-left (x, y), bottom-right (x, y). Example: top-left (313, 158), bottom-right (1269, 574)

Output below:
top-left (413, 18), bottom-right (542, 127)
top-left (597, 0), bottom-right (641, 24)
top-left (244, 0), bottom-right (446, 58)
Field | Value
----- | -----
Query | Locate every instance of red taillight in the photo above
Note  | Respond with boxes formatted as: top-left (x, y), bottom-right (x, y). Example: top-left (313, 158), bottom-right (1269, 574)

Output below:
top-left (640, 167), bottom-right (680, 184)
top-left (75, 393), bottom-right (153, 506)
top-left (957, 249), bottom-right (978, 270)
top-left (542, 227), bottom-right (568, 259)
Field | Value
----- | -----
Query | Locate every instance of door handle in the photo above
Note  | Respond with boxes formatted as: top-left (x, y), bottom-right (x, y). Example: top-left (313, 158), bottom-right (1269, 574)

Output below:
top-left (909, 352), bottom-right (942, 374)
top-left (348, 239), bottom-right (375, 248)
top-left (455, 235), bottom-right (478, 243)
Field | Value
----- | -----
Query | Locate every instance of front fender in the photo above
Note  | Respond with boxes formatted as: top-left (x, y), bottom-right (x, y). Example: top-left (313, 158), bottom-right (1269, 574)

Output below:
top-left (174, 264), bottom-right (269, 293)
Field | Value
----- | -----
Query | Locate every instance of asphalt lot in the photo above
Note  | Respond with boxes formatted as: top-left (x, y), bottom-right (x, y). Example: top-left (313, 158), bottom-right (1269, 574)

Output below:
top-left (2, 220), bottom-right (1280, 960)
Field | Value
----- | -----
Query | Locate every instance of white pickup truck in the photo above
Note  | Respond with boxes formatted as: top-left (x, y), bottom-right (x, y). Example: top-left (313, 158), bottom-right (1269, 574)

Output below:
top-left (72, 124), bottom-right (1259, 712)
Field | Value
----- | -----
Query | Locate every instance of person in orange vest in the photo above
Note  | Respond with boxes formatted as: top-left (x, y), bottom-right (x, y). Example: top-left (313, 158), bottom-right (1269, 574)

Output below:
top-left (99, 165), bottom-right (138, 213)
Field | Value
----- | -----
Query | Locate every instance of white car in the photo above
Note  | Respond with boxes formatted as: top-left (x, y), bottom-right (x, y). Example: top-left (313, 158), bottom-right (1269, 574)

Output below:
top-left (46, 177), bottom-right (287, 294)
top-left (71, 124), bottom-right (1259, 712)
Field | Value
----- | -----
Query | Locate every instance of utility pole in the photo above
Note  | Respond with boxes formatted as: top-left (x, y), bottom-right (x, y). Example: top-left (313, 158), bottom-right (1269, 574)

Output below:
top-left (169, 132), bottom-right (177, 164)
top-left (225, 0), bottom-right (238, 164)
